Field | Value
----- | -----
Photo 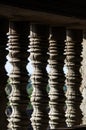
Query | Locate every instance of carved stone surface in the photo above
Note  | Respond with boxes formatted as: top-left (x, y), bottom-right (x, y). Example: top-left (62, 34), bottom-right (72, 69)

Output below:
top-left (7, 21), bottom-right (29, 130)
top-left (65, 29), bottom-right (82, 127)
top-left (0, 20), bottom-right (8, 130)
top-left (80, 30), bottom-right (86, 124)
top-left (48, 27), bottom-right (66, 129)
top-left (29, 24), bottom-right (49, 130)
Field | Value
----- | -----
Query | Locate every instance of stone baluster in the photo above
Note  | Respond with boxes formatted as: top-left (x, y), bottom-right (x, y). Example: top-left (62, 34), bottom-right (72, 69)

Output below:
top-left (48, 27), bottom-right (66, 129)
top-left (7, 21), bottom-right (29, 130)
top-left (80, 30), bottom-right (86, 124)
top-left (65, 29), bottom-right (82, 127)
top-left (0, 20), bottom-right (8, 130)
top-left (29, 24), bottom-right (49, 130)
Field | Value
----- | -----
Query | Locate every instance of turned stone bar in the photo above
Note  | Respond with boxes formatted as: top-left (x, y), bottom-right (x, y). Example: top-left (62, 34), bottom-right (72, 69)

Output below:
top-left (29, 23), bottom-right (49, 130)
top-left (7, 21), bottom-right (29, 130)
top-left (65, 29), bottom-right (83, 127)
top-left (48, 27), bottom-right (66, 129)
